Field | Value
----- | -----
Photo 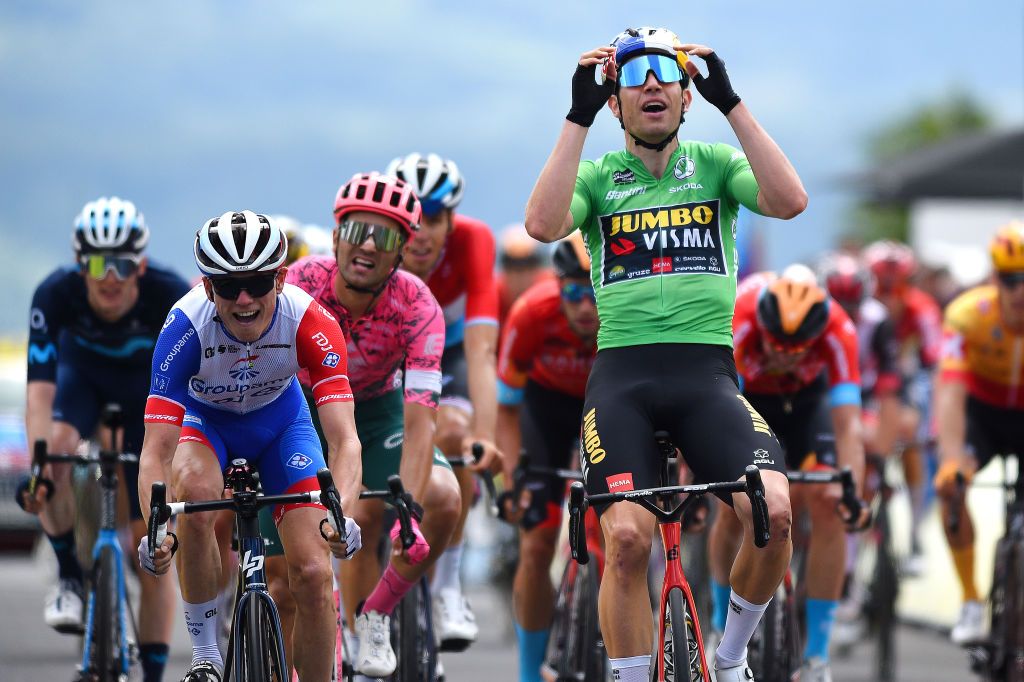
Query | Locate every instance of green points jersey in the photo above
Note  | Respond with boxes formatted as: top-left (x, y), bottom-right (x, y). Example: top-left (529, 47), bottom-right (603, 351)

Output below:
top-left (569, 141), bottom-right (762, 350)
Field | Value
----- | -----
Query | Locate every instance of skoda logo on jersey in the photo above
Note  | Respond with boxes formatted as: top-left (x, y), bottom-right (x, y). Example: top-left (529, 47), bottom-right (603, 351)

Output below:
top-left (286, 453), bottom-right (313, 470)
top-left (322, 352), bottom-right (340, 368)
top-left (673, 155), bottom-right (695, 180)
top-left (228, 356), bottom-right (260, 380)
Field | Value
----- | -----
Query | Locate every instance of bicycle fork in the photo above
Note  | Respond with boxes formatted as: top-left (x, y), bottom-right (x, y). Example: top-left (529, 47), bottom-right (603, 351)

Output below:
top-left (657, 521), bottom-right (710, 682)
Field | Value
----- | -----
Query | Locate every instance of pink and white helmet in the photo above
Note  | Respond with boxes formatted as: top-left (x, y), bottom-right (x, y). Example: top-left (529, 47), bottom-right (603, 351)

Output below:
top-left (333, 172), bottom-right (422, 239)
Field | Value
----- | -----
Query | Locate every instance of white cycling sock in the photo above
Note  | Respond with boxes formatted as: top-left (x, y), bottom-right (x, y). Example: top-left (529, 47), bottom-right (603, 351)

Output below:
top-left (183, 598), bottom-right (223, 669)
top-left (715, 589), bottom-right (769, 668)
top-left (431, 542), bottom-right (463, 595)
top-left (609, 655), bottom-right (650, 681)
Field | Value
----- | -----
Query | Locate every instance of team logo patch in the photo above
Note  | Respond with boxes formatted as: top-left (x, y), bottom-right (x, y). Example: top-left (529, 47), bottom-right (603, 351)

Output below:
top-left (152, 373), bottom-right (171, 394)
top-left (286, 453), bottom-right (313, 470)
top-left (322, 352), bottom-right (341, 368)
top-left (606, 473), bottom-right (634, 492)
top-left (612, 169), bottom-right (636, 185)
top-left (673, 155), bottom-right (695, 180)
top-left (162, 313), bottom-right (175, 330)
top-left (228, 355), bottom-right (260, 380)
top-left (598, 200), bottom-right (725, 285)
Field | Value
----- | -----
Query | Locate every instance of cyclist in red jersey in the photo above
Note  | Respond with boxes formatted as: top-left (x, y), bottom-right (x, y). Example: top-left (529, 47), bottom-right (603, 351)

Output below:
top-left (863, 240), bottom-right (942, 569)
top-left (494, 234), bottom-right (598, 682)
top-left (496, 225), bottom-right (556, 328)
top-left (709, 265), bottom-right (869, 681)
top-left (386, 152), bottom-right (503, 649)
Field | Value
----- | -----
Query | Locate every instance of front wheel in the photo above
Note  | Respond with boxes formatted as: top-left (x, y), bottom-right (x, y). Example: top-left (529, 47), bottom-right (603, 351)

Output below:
top-left (663, 587), bottom-right (707, 682)
top-left (240, 596), bottom-right (268, 682)
top-left (91, 545), bottom-right (122, 682)
top-left (1001, 538), bottom-right (1024, 681)
top-left (393, 578), bottom-right (436, 682)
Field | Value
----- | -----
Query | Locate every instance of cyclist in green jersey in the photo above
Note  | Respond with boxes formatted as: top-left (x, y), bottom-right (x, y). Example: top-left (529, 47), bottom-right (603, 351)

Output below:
top-left (525, 27), bottom-right (807, 682)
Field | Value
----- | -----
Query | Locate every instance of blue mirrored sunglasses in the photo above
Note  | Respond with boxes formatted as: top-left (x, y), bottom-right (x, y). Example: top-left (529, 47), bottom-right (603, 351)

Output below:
top-left (561, 282), bottom-right (596, 304)
top-left (618, 54), bottom-right (685, 88)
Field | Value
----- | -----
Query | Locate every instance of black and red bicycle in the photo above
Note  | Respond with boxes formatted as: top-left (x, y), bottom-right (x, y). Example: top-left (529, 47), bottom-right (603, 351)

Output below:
top-left (567, 431), bottom-right (771, 682)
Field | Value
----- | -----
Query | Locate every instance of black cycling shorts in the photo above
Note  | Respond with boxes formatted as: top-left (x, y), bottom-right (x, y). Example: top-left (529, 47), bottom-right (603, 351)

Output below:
top-left (580, 344), bottom-right (784, 508)
top-left (440, 342), bottom-right (471, 413)
top-left (52, 360), bottom-right (147, 520)
top-left (518, 380), bottom-right (584, 531)
top-left (965, 396), bottom-right (1024, 470)
top-left (745, 380), bottom-right (836, 470)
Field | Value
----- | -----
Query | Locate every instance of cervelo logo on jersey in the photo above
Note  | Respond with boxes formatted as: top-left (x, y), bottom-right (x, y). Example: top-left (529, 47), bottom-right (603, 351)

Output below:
top-left (286, 453), bottom-right (313, 470)
top-left (598, 200), bottom-right (725, 285)
top-left (311, 331), bottom-right (334, 352)
top-left (322, 352), bottom-right (340, 368)
top-left (159, 328), bottom-right (195, 372)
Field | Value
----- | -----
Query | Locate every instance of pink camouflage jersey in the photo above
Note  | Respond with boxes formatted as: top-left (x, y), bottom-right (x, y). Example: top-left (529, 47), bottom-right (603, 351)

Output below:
top-left (287, 256), bottom-right (445, 408)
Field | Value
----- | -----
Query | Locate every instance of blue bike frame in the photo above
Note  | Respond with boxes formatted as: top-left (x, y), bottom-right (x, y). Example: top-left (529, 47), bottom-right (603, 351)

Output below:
top-left (80, 527), bottom-right (131, 677)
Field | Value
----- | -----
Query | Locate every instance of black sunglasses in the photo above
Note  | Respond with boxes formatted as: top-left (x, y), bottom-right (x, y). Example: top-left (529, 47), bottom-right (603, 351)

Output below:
top-left (209, 272), bottom-right (278, 300)
top-left (998, 271), bottom-right (1024, 289)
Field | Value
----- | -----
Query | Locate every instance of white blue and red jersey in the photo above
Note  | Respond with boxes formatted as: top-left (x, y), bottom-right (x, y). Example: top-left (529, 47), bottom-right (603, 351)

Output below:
top-left (144, 284), bottom-right (353, 519)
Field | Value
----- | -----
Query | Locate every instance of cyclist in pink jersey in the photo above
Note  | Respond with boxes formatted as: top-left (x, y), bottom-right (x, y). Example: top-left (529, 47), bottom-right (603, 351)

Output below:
top-left (387, 152), bottom-right (503, 648)
top-left (267, 172), bottom-right (461, 678)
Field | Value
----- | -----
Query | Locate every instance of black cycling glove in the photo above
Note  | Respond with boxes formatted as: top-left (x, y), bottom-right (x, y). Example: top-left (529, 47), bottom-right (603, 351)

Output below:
top-left (566, 62), bottom-right (615, 128)
top-left (691, 52), bottom-right (741, 116)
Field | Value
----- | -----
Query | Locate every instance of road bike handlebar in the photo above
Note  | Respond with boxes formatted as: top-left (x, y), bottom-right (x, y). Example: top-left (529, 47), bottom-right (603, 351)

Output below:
top-left (787, 467), bottom-right (869, 530)
top-left (447, 443), bottom-right (500, 517)
top-left (146, 466), bottom-right (345, 561)
top-left (568, 464), bottom-right (771, 565)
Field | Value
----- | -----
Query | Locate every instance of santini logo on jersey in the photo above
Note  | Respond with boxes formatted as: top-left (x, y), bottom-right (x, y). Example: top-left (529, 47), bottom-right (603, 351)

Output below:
top-left (605, 187), bottom-right (646, 201)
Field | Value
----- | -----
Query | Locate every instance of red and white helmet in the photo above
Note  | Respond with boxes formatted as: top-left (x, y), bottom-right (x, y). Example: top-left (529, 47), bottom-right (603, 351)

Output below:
top-left (333, 172), bottom-right (421, 239)
top-left (819, 252), bottom-right (873, 307)
top-left (862, 240), bottom-right (916, 292)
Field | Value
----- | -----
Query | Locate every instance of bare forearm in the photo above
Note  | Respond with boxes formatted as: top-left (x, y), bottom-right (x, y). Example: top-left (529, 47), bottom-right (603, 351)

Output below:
top-left (836, 422), bottom-right (866, 494)
top-left (137, 425), bottom-right (180, 521)
top-left (727, 102), bottom-right (807, 219)
top-left (399, 417), bottom-right (435, 504)
top-left (525, 122), bottom-right (588, 242)
top-left (465, 329), bottom-right (498, 442)
top-left (25, 381), bottom-right (56, 445)
top-left (328, 436), bottom-right (363, 511)
top-left (936, 381), bottom-right (968, 465)
top-left (872, 394), bottom-right (903, 456)
top-left (496, 404), bottom-right (522, 481)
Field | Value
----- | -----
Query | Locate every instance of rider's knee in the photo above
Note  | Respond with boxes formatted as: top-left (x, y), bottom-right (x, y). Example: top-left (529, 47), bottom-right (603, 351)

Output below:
top-left (763, 481), bottom-right (792, 547)
top-left (603, 520), bottom-right (653, 576)
top-left (286, 553), bottom-right (332, 603)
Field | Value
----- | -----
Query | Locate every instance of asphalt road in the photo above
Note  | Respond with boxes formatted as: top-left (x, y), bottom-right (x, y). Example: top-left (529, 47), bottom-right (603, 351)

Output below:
top-left (0, 540), bottom-right (978, 682)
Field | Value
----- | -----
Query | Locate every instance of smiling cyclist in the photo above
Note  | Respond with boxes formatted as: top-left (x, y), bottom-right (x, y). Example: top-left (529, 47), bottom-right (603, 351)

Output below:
top-left (525, 26), bottom-right (807, 681)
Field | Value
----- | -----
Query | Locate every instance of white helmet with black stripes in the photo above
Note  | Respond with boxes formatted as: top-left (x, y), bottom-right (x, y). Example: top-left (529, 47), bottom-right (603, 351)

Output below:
top-left (73, 196), bottom-right (150, 255)
top-left (194, 210), bottom-right (288, 275)
top-left (385, 152), bottom-right (465, 217)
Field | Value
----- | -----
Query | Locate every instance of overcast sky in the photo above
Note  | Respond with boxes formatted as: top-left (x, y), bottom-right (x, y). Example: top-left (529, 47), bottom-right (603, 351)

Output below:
top-left (1, 0), bottom-right (1022, 333)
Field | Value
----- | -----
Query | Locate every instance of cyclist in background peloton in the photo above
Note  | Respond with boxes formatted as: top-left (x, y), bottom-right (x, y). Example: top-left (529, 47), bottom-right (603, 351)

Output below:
top-left (934, 221), bottom-right (1024, 645)
top-left (386, 152), bottom-right (504, 650)
top-left (19, 197), bottom-right (188, 682)
top-left (495, 234), bottom-right (598, 682)
top-left (496, 225), bottom-right (554, 327)
top-left (709, 265), bottom-right (870, 682)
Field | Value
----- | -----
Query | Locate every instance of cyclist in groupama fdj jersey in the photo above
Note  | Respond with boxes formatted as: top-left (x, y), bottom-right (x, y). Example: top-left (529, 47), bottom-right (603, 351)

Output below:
top-left (495, 234), bottom-right (598, 682)
top-left (280, 172), bottom-right (462, 677)
top-left (934, 221), bottom-right (1024, 645)
top-left (525, 26), bottom-right (807, 681)
top-left (387, 152), bottom-right (503, 648)
top-left (19, 197), bottom-right (189, 682)
top-left (137, 211), bottom-right (363, 682)
top-left (712, 266), bottom-right (870, 682)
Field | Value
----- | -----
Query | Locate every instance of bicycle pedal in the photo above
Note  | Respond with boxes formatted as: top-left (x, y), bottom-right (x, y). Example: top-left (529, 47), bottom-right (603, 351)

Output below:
top-left (438, 637), bottom-right (472, 653)
top-left (55, 622), bottom-right (86, 636)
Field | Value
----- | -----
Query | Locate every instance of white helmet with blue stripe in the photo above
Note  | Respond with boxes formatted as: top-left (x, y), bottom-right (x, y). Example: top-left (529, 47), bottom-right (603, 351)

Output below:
top-left (385, 153), bottom-right (464, 217)
top-left (611, 26), bottom-right (683, 65)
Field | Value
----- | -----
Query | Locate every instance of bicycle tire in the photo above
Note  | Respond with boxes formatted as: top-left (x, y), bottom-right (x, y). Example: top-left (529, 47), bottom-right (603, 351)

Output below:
top-left (91, 545), bottom-right (120, 682)
top-left (1003, 538), bottom-right (1024, 681)
top-left (263, 599), bottom-right (287, 682)
top-left (393, 578), bottom-right (436, 682)
top-left (562, 558), bottom-right (604, 681)
top-left (242, 596), bottom-right (268, 682)
top-left (664, 587), bottom-right (704, 682)
top-left (871, 504), bottom-right (898, 682)
top-left (752, 583), bottom-right (798, 682)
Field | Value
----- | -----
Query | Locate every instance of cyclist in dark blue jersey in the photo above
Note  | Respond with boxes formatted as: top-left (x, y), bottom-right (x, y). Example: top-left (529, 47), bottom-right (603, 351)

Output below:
top-left (19, 197), bottom-right (190, 682)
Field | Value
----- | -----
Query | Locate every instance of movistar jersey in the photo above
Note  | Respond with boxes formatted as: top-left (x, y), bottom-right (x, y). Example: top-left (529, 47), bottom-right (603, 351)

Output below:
top-left (27, 263), bottom-right (190, 382)
top-left (569, 142), bottom-right (761, 350)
